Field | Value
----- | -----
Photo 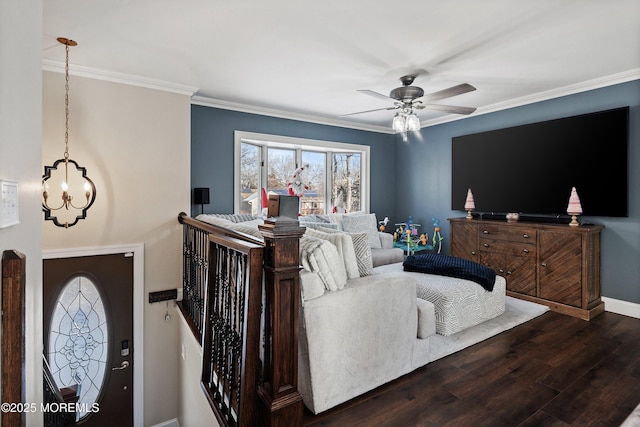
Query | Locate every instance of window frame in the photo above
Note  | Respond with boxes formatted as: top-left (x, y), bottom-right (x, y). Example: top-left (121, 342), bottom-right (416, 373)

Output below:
top-left (234, 131), bottom-right (370, 214)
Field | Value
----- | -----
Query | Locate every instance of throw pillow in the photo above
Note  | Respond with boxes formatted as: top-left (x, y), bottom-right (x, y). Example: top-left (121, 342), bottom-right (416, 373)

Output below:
top-left (304, 228), bottom-right (360, 280)
top-left (299, 237), bottom-right (347, 291)
top-left (316, 227), bottom-right (373, 277)
top-left (341, 213), bottom-right (382, 249)
top-left (347, 232), bottom-right (373, 276)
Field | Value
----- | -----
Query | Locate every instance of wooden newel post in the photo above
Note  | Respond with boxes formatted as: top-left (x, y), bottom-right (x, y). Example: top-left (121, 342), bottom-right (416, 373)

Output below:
top-left (258, 218), bottom-right (305, 427)
top-left (2, 250), bottom-right (26, 427)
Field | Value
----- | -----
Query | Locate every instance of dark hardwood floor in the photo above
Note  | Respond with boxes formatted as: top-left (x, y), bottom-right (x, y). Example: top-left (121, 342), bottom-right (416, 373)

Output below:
top-left (303, 310), bottom-right (640, 427)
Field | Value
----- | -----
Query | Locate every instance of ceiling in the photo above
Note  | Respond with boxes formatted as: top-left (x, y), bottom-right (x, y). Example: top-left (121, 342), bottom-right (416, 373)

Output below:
top-left (42, 0), bottom-right (640, 133)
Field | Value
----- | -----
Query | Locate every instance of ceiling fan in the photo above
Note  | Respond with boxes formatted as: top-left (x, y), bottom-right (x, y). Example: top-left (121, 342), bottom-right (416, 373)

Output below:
top-left (341, 75), bottom-right (477, 132)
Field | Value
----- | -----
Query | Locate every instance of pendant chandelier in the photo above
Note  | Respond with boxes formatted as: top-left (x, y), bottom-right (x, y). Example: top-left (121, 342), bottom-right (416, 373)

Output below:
top-left (42, 37), bottom-right (96, 228)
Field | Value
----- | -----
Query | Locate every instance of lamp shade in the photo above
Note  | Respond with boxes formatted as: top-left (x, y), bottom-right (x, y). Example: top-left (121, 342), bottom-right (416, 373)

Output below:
top-left (194, 187), bottom-right (210, 205)
top-left (567, 186), bottom-right (582, 215)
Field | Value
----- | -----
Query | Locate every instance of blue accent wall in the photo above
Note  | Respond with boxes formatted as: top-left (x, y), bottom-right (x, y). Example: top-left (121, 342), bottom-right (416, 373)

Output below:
top-left (190, 105), bottom-right (396, 218)
top-left (396, 80), bottom-right (640, 303)
top-left (191, 80), bottom-right (639, 304)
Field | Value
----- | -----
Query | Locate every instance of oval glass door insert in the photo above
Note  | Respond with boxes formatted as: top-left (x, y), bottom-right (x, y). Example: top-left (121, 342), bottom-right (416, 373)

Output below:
top-left (48, 275), bottom-right (108, 421)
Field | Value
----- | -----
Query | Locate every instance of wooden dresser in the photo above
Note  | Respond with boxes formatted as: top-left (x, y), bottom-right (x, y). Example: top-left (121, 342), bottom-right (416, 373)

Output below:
top-left (449, 217), bottom-right (604, 320)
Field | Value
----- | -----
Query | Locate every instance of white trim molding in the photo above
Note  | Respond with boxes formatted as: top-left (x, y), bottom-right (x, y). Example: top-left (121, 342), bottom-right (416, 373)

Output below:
top-left (43, 244), bottom-right (145, 427)
top-left (150, 419), bottom-right (179, 427)
top-left (233, 131), bottom-right (371, 214)
top-left (42, 58), bottom-right (639, 134)
top-left (42, 59), bottom-right (198, 97)
top-left (603, 296), bottom-right (640, 319)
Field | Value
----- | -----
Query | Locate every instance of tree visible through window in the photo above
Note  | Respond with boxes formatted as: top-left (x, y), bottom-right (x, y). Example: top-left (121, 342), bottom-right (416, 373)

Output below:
top-left (331, 153), bottom-right (361, 213)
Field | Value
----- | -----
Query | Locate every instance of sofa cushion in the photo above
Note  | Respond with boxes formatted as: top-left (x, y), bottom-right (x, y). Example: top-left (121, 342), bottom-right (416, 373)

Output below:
top-left (375, 262), bottom-right (506, 336)
top-left (341, 214), bottom-right (382, 249)
top-left (371, 247), bottom-right (404, 268)
top-left (317, 227), bottom-right (373, 277)
top-left (304, 228), bottom-right (359, 279)
top-left (195, 214), bottom-right (236, 228)
top-left (300, 270), bottom-right (325, 301)
top-left (416, 298), bottom-right (436, 339)
top-left (300, 237), bottom-right (347, 291)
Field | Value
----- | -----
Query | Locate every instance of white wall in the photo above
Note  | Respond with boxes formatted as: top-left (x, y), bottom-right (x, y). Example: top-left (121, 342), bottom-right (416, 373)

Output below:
top-left (0, 2), bottom-right (44, 426)
top-left (177, 311), bottom-right (218, 426)
top-left (42, 71), bottom-right (191, 425)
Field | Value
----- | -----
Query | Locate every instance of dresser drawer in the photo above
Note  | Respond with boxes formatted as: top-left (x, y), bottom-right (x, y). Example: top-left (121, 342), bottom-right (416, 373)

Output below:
top-left (479, 225), bottom-right (537, 243)
top-left (479, 238), bottom-right (536, 257)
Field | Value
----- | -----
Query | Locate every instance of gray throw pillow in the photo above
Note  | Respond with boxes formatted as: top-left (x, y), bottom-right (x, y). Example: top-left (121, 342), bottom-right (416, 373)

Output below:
top-left (341, 214), bottom-right (382, 249)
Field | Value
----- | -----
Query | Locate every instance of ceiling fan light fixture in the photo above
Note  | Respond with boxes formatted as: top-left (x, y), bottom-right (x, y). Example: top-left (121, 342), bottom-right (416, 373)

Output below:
top-left (406, 113), bottom-right (421, 132)
top-left (392, 113), bottom-right (405, 133)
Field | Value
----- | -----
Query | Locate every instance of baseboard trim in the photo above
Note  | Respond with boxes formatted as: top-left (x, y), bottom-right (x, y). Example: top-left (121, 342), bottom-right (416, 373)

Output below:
top-left (151, 419), bottom-right (179, 427)
top-left (603, 297), bottom-right (640, 319)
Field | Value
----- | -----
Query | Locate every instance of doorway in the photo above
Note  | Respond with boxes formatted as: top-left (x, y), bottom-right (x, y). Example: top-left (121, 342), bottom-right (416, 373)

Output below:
top-left (43, 245), bottom-right (144, 426)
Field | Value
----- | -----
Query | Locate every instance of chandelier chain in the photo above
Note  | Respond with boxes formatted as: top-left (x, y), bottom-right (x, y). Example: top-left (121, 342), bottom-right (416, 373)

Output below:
top-left (64, 41), bottom-right (70, 161)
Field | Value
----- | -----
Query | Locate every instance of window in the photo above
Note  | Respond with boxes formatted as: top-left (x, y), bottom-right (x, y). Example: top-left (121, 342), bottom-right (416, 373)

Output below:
top-left (234, 131), bottom-right (369, 215)
top-left (48, 275), bottom-right (108, 421)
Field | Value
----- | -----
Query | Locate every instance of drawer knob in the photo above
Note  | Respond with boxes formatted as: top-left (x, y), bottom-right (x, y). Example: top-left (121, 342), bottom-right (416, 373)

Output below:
top-left (523, 234), bottom-right (529, 238)
top-left (499, 269), bottom-right (504, 273)
top-left (482, 230), bottom-right (489, 234)
top-left (523, 248), bottom-right (529, 253)
top-left (483, 243), bottom-right (489, 247)
top-left (471, 251), bottom-right (476, 255)
top-left (541, 262), bottom-right (547, 267)
top-left (507, 270), bottom-right (512, 275)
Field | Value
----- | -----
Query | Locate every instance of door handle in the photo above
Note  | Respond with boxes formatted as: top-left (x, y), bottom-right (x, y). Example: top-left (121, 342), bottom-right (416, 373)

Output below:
top-left (112, 360), bottom-right (130, 371)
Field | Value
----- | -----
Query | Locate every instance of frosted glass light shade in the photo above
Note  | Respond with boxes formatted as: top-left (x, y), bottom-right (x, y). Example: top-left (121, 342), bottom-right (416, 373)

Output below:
top-left (406, 114), bottom-right (421, 131)
top-left (392, 113), bottom-right (405, 132)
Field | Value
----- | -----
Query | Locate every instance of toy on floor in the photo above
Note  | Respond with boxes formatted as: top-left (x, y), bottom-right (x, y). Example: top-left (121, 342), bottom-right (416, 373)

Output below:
top-left (394, 216), bottom-right (421, 243)
top-left (431, 218), bottom-right (444, 254)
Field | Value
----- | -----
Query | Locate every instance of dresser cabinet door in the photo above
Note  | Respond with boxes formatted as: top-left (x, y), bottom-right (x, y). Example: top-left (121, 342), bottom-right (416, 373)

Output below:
top-left (480, 251), bottom-right (536, 296)
top-left (538, 230), bottom-right (582, 307)
top-left (450, 221), bottom-right (478, 261)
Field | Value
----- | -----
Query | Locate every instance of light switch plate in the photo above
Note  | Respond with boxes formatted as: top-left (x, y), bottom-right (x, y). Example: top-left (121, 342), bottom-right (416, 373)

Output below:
top-left (0, 180), bottom-right (19, 228)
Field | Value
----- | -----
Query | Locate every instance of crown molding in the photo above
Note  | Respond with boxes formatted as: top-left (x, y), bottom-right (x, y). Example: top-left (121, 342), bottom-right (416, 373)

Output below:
top-left (191, 96), bottom-right (393, 134)
top-left (421, 68), bottom-right (640, 127)
top-left (42, 59), bottom-right (639, 133)
top-left (42, 59), bottom-right (198, 96)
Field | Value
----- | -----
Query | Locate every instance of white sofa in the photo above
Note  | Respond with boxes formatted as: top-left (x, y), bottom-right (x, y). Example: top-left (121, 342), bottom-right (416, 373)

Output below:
top-left (195, 213), bottom-right (506, 414)
top-left (298, 213), bottom-right (404, 267)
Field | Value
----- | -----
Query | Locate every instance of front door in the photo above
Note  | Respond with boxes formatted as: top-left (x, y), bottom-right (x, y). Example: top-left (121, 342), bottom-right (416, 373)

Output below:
top-left (43, 253), bottom-right (134, 426)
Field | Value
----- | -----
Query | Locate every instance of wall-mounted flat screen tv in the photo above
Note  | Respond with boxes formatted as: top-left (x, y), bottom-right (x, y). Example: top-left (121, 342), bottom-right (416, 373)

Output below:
top-left (451, 106), bottom-right (629, 217)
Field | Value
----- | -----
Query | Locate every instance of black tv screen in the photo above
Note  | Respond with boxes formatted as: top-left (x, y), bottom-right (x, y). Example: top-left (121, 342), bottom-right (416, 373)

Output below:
top-left (451, 107), bottom-right (629, 217)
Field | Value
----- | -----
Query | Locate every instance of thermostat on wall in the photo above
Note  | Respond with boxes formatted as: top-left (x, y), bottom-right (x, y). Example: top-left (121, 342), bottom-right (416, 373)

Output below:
top-left (0, 180), bottom-right (19, 228)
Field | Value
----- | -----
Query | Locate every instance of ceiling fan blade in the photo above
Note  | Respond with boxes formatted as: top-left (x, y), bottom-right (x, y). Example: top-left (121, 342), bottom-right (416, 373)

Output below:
top-left (423, 104), bottom-right (477, 115)
top-left (420, 83), bottom-right (476, 103)
top-left (339, 106), bottom-right (398, 117)
top-left (357, 89), bottom-right (395, 102)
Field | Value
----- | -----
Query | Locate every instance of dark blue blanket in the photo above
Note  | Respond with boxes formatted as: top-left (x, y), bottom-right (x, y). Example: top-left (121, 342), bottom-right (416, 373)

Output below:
top-left (403, 253), bottom-right (496, 291)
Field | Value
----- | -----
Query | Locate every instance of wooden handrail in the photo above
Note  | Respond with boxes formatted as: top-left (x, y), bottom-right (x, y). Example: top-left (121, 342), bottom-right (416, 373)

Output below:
top-left (177, 213), bottom-right (306, 426)
top-left (201, 234), bottom-right (264, 426)
top-left (178, 212), bottom-right (263, 246)
top-left (43, 356), bottom-right (79, 426)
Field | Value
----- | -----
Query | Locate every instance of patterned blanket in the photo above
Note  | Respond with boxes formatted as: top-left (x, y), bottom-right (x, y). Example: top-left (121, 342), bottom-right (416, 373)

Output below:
top-left (403, 253), bottom-right (496, 291)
